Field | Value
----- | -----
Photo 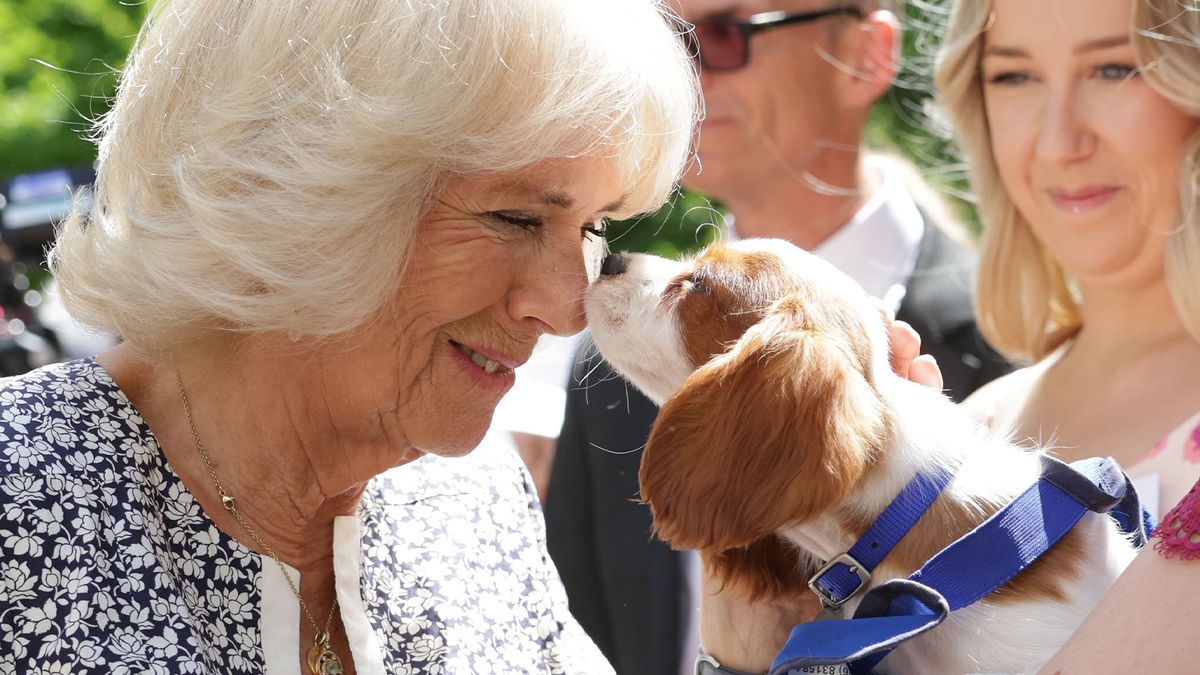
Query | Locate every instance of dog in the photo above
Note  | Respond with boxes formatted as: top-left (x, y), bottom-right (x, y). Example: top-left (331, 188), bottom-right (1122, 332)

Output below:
top-left (584, 238), bottom-right (1137, 675)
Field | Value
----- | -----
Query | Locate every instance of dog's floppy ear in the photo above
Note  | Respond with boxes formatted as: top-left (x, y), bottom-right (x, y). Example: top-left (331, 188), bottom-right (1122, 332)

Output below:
top-left (639, 295), bottom-right (892, 598)
top-left (701, 534), bottom-right (816, 600)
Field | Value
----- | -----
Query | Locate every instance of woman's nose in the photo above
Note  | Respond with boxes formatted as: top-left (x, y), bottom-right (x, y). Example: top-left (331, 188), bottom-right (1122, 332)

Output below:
top-left (1035, 90), bottom-right (1095, 163)
top-left (510, 241), bottom-right (590, 337)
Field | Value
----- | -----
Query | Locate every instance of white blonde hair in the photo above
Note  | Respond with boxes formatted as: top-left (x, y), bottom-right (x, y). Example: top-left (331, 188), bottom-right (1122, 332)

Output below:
top-left (935, 0), bottom-right (1200, 361)
top-left (52, 0), bottom-right (700, 355)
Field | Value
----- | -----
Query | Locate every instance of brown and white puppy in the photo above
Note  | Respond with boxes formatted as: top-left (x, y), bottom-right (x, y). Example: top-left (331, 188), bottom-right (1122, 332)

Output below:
top-left (584, 238), bottom-right (1135, 675)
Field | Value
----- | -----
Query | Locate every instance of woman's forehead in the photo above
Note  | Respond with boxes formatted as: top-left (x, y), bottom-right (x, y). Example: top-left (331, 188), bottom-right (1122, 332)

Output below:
top-left (452, 159), bottom-right (628, 213)
top-left (986, 0), bottom-right (1132, 47)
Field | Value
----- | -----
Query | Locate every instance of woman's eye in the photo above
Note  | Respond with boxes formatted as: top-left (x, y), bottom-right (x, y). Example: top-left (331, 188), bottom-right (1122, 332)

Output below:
top-left (489, 211), bottom-right (543, 231)
top-left (985, 71), bottom-right (1031, 86)
top-left (582, 221), bottom-right (608, 240)
top-left (1096, 63), bottom-right (1138, 81)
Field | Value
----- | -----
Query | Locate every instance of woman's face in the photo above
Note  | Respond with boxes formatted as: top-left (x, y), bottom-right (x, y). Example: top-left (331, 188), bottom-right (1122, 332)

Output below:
top-left (331, 157), bottom-right (623, 459)
top-left (982, 0), bottom-right (1199, 288)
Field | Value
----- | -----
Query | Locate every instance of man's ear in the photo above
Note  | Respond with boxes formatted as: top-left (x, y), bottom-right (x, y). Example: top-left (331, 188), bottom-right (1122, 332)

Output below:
top-left (834, 10), bottom-right (901, 111)
top-left (638, 295), bottom-right (891, 558)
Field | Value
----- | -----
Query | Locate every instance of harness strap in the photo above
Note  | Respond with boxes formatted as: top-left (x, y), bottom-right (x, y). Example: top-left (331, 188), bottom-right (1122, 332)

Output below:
top-left (809, 468), bottom-right (954, 609)
top-left (768, 456), bottom-right (1150, 675)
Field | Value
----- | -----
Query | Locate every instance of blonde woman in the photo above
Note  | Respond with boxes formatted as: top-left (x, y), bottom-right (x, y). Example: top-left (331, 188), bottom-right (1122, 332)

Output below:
top-left (936, 0), bottom-right (1200, 520)
top-left (933, 0), bottom-right (1200, 670)
top-left (0, 0), bottom-right (700, 672)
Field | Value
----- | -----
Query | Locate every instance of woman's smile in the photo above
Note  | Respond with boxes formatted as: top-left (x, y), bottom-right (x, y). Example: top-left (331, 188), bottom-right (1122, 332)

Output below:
top-left (447, 339), bottom-right (522, 392)
top-left (1046, 185), bottom-right (1123, 215)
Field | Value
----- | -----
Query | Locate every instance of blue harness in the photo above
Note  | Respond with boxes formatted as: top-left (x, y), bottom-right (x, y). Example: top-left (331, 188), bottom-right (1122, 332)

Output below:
top-left (769, 455), bottom-right (1153, 675)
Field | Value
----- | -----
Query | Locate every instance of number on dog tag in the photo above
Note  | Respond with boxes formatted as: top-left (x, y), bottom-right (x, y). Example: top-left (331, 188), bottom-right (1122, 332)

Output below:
top-left (788, 666), bottom-right (851, 675)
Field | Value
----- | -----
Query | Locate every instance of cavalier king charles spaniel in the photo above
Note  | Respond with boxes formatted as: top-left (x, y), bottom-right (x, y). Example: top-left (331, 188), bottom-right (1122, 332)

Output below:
top-left (584, 239), bottom-right (1136, 675)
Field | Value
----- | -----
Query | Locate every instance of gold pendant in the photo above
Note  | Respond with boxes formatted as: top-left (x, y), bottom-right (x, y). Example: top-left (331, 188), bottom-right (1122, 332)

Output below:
top-left (307, 635), bottom-right (344, 675)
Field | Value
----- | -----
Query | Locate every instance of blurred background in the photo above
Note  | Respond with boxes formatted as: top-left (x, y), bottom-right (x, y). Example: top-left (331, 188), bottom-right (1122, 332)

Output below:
top-left (0, 0), bottom-right (969, 375)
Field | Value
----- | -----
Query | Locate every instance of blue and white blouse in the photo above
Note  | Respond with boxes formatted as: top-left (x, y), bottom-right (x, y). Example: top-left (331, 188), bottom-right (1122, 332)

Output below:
top-left (0, 359), bottom-right (611, 674)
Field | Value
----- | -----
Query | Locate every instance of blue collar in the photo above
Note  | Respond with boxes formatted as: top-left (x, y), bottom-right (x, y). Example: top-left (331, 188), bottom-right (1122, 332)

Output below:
top-left (808, 467), bottom-right (955, 610)
top-left (773, 455), bottom-right (1153, 675)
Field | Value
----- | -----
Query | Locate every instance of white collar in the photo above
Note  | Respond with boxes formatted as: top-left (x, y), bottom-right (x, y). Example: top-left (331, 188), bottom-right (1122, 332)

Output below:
top-left (810, 159), bottom-right (925, 312)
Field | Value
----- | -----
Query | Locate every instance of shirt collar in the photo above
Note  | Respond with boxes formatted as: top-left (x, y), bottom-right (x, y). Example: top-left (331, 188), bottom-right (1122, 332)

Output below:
top-left (811, 159), bottom-right (925, 312)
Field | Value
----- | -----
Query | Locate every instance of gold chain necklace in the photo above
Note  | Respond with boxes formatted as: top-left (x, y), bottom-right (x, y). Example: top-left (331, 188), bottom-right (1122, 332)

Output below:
top-left (176, 376), bottom-right (345, 675)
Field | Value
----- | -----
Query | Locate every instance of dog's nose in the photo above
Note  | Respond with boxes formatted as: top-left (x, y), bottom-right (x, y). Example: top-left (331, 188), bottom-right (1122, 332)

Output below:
top-left (600, 254), bottom-right (628, 277)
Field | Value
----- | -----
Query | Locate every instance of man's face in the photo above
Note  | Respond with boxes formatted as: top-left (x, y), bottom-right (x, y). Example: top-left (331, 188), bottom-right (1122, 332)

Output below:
top-left (676, 0), bottom-right (863, 200)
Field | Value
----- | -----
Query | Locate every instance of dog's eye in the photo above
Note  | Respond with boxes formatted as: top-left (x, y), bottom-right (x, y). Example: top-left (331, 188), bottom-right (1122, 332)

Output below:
top-left (663, 272), bottom-right (711, 303)
top-left (687, 274), bottom-right (710, 295)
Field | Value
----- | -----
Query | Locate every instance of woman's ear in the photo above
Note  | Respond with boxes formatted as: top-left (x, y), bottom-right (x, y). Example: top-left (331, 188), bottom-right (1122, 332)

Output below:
top-left (639, 296), bottom-right (892, 558)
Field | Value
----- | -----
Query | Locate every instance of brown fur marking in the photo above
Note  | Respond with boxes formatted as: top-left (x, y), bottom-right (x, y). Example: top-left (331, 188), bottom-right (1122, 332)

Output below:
top-left (641, 270), bottom-right (895, 600)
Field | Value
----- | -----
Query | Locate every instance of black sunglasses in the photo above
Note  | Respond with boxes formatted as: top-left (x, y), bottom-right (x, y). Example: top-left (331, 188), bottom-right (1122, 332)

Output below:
top-left (687, 6), bottom-right (865, 73)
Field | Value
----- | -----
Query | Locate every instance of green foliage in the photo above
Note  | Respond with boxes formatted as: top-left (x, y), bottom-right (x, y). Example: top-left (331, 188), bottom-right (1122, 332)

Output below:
top-left (0, 0), bottom-right (148, 178)
top-left (606, 189), bottom-right (723, 258)
top-left (865, 0), bottom-right (977, 232)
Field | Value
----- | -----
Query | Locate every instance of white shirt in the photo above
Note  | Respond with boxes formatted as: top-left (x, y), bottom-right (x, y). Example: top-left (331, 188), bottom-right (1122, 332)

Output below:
top-left (812, 159), bottom-right (926, 314)
top-left (491, 334), bottom-right (580, 439)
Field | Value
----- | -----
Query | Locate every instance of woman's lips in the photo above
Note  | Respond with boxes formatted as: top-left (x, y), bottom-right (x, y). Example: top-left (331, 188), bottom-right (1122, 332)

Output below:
top-left (447, 340), bottom-right (520, 393)
top-left (1047, 186), bottom-right (1122, 214)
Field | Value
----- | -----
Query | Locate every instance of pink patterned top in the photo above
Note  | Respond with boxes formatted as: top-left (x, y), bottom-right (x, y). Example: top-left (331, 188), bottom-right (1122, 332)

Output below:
top-left (1145, 411), bottom-right (1200, 559)
top-left (1128, 411), bottom-right (1200, 517)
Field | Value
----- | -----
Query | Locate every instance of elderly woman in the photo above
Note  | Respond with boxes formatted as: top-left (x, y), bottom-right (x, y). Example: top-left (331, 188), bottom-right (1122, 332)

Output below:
top-left (0, 0), bottom-right (697, 672)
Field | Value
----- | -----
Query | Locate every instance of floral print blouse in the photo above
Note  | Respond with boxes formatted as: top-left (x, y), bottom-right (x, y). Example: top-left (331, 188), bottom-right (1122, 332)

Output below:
top-left (0, 359), bottom-right (612, 674)
top-left (1127, 410), bottom-right (1200, 520)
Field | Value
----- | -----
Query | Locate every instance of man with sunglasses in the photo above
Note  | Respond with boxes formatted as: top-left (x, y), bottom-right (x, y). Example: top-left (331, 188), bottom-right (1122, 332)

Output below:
top-left (546, 2), bottom-right (1010, 674)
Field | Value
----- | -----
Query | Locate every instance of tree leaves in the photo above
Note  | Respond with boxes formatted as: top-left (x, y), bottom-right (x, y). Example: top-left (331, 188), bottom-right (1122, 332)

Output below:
top-left (0, 0), bottom-right (148, 177)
